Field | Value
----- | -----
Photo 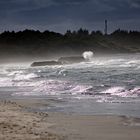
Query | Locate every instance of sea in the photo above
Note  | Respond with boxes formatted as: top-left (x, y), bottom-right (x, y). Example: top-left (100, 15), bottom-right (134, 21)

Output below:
top-left (0, 53), bottom-right (140, 117)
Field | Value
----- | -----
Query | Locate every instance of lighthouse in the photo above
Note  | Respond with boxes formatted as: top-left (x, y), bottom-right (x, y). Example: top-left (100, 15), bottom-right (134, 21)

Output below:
top-left (104, 20), bottom-right (108, 35)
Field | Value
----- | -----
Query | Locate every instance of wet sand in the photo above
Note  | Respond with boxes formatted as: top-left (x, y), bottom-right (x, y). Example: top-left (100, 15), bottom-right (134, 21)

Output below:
top-left (0, 99), bottom-right (140, 140)
top-left (47, 113), bottom-right (140, 140)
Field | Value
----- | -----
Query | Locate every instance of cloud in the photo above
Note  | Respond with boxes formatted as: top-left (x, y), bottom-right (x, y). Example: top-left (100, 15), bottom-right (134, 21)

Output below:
top-left (0, 0), bottom-right (140, 32)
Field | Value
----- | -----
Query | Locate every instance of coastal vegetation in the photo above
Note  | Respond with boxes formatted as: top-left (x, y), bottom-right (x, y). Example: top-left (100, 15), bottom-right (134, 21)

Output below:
top-left (0, 29), bottom-right (140, 62)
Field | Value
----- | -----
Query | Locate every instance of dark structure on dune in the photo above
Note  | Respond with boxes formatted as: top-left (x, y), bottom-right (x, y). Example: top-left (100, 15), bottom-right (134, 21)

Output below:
top-left (104, 20), bottom-right (108, 35)
top-left (31, 56), bottom-right (86, 67)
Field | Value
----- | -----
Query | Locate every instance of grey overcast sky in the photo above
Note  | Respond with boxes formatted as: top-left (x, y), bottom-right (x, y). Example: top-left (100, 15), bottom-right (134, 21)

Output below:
top-left (0, 0), bottom-right (140, 33)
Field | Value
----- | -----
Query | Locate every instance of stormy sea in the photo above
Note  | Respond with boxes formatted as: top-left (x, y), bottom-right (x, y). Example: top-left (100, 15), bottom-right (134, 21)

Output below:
top-left (0, 53), bottom-right (140, 117)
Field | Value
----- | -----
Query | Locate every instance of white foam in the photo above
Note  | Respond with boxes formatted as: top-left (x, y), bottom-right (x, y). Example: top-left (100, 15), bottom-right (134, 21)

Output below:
top-left (70, 85), bottom-right (93, 95)
top-left (0, 69), bottom-right (9, 75)
top-left (101, 87), bottom-right (125, 94)
top-left (14, 73), bottom-right (38, 81)
top-left (130, 87), bottom-right (140, 95)
top-left (8, 70), bottom-right (24, 76)
top-left (101, 87), bottom-right (140, 97)
top-left (96, 97), bottom-right (110, 103)
top-left (32, 80), bottom-right (71, 95)
top-left (14, 81), bottom-right (36, 87)
top-left (12, 80), bottom-right (93, 96)
top-left (12, 92), bottom-right (35, 96)
top-left (0, 77), bottom-right (13, 87)
top-left (82, 51), bottom-right (94, 61)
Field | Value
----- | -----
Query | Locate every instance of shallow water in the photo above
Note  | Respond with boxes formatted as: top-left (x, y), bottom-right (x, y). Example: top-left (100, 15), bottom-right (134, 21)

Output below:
top-left (0, 53), bottom-right (140, 117)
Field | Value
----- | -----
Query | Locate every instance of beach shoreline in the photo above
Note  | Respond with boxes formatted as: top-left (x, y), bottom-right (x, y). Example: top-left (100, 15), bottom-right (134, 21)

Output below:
top-left (0, 99), bottom-right (140, 140)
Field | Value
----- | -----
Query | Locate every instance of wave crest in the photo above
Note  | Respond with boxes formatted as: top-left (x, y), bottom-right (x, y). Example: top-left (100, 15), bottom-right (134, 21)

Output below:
top-left (101, 86), bottom-right (140, 97)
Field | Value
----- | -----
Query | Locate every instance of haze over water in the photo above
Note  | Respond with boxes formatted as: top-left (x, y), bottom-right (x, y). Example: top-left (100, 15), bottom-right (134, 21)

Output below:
top-left (0, 53), bottom-right (140, 117)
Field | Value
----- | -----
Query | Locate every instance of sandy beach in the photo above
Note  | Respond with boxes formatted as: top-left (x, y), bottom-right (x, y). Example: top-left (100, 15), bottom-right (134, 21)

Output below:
top-left (0, 100), bottom-right (64, 140)
top-left (0, 99), bottom-right (140, 140)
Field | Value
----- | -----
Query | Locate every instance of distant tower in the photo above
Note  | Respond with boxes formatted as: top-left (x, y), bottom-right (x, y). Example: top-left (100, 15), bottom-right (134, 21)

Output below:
top-left (104, 20), bottom-right (108, 35)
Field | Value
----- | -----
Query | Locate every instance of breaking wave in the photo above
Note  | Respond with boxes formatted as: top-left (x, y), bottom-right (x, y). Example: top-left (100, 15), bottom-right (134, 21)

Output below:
top-left (12, 80), bottom-right (93, 96)
top-left (0, 77), bottom-right (13, 87)
top-left (82, 51), bottom-right (94, 61)
top-left (0, 53), bottom-right (139, 105)
top-left (0, 71), bottom-right (38, 87)
top-left (13, 73), bottom-right (38, 81)
top-left (101, 86), bottom-right (140, 97)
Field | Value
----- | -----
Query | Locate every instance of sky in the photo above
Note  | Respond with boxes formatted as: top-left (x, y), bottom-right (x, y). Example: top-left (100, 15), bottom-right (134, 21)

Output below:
top-left (0, 0), bottom-right (140, 33)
